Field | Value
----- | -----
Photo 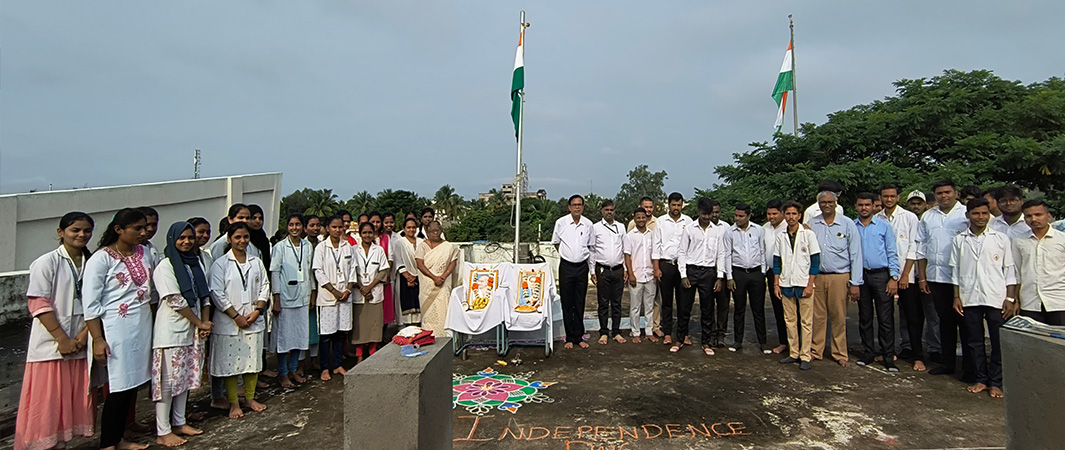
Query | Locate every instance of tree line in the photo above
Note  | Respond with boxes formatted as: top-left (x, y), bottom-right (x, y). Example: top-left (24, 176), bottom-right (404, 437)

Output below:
top-left (279, 70), bottom-right (1064, 242)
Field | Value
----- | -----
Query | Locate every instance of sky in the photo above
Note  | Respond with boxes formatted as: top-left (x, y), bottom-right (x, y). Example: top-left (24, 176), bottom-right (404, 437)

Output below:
top-left (2, 1), bottom-right (1062, 201)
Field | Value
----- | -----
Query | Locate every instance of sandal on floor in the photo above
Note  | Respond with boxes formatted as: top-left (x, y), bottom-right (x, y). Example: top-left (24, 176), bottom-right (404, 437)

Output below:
top-left (703, 346), bottom-right (715, 356)
top-left (669, 344), bottom-right (682, 353)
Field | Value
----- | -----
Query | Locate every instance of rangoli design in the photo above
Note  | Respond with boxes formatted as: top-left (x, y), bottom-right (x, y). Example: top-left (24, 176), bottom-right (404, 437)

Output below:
top-left (452, 367), bottom-right (555, 415)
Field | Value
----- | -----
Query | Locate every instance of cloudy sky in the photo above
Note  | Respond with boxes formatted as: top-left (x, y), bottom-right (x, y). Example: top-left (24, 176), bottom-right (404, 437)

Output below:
top-left (2, 1), bottom-right (1061, 201)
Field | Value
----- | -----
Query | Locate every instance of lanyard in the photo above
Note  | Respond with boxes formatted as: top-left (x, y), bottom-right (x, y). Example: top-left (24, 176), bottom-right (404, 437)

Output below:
top-left (359, 247), bottom-right (374, 281)
top-left (233, 260), bottom-right (251, 291)
top-left (289, 239), bottom-right (304, 271)
top-left (331, 245), bottom-right (343, 272)
top-left (64, 256), bottom-right (83, 299)
top-left (603, 222), bottom-right (618, 235)
top-left (183, 264), bottom-right (203, 300)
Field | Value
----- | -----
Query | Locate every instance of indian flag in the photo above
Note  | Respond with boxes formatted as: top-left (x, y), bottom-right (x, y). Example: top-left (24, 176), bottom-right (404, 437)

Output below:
top-left (772, 41), bottom-right (794, 133)
top-left (511, 27), bottom-right (525, 139)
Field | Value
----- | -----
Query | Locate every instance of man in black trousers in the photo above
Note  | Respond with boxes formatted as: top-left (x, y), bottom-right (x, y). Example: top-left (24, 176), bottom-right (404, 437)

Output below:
top-left (552, 194), bottom-right (595, 349)
top-left (653, 192), bottom-right (693, 348)
top-left (725, 203), bottom-right (769, 353)
top-left (591, 200), bottom-right (627, 344)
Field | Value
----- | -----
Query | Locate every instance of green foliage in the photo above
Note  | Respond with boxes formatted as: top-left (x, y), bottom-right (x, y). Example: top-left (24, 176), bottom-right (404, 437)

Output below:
top-left (699, 70), bottom-right (1065, 222)
top-left (432, 185), bottom-right (465, 220)
top-left (613, 164), bottom-right (668, 223)
top-left (374, 189), bottom-right (429, 217)
top-left (277, 188), bottom-right (339, 227)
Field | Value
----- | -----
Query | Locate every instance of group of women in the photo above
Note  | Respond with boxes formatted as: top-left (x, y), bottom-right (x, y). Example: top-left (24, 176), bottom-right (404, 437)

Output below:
top-left (14, 204), bottom-right (461, 450)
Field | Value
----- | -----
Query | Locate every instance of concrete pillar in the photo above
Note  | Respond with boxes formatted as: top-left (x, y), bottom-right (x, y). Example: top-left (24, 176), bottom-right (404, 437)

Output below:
top-left (0, 197), bottom-right (17, 272)
top-left (344, 338), bottom-right (453, 450)
top-left (1001, 329), bottom-right (1065, 450)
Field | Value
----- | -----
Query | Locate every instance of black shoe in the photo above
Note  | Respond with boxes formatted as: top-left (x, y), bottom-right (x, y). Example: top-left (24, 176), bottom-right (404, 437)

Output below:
top-left (780, 356), bottom-right (800, 364)
top-left (800, 361), bottom-right (812, 370)
top-left (883, 359), bottom-right (900, 373)
top-left (928, 365), bottom-right (954, 376)
top-left (857, 353), bottom-right (875, 366)
top-left (898, 348), bottom-right (913, 360)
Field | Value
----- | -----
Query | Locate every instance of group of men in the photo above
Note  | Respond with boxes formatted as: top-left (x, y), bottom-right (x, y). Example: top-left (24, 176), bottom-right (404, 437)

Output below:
top-left (551, 179), bottom-right (1063, 398)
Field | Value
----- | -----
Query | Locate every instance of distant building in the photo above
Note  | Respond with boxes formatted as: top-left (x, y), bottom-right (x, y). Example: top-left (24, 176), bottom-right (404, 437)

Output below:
top-left (478, 184), bottom-right (547, 204)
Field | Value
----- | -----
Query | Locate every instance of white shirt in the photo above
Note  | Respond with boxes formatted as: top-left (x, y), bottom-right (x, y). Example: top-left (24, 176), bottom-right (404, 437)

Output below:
top-left (270, 238), bottom-right (314, 308)
top-left (312, 239), bottom-right (354, 306)
top-left (775, 228), bottom-right (821, 289)
top-left (763, 220), bottom-right (788, 273)
top-left (623, 227), bottom-right (654, 283)
top-left (677, 221), bottom-right (728, 279)
top-left (153, 258), bottom-right (208, 349)
top-left (551, 215), bottom-right (595, 263)
top-left (724, 223), bottom-right (766, 279)
top-left (950, 228), bottom-right (1017, 308)
top-left (209, 251), bottom-right (270, 336)
top-left (25, 246), bottom-right (88, 362)
top-left (876, 206), bottom-right (920, 283)
top-left (209, 234), bottom-right (260, 261)
top-left (351, 243), bottom-right (390, 304)
top-left (627, 215), bottom-right (657, 232)
top-left (990, 215), bottom-right (1031, 239)
top-left (652, 213), bottom-right (693, 261)
top-left (804, 203), bottom-right (844, 225)
top-left (591, 219), bottom-right (625, 270)
top-left (1012, 228), bottom-right (1065, 312)
top-left (917, 202), bottom-right (968, 283)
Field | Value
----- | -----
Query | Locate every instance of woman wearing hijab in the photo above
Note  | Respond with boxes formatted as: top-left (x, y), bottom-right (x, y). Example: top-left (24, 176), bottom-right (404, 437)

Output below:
top-left (151, 222), bottom-right (214, 446)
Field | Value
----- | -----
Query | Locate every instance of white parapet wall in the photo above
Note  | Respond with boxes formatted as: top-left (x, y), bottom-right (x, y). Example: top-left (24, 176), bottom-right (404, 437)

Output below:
top-left (0, 173), bottom-right (282, 273)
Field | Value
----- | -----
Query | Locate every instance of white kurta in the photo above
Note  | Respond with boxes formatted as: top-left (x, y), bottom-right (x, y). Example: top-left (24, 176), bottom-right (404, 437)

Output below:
top-left (82, 245), bottom-right (154, 392)
top-left (313, 239), bottom-right (354, 335)
top-left (351, 244), bottom-right (390, 304)
top-left (208, 251), bottom-right (270, 377)
top-left (270, 238), bottom-right (313, 353)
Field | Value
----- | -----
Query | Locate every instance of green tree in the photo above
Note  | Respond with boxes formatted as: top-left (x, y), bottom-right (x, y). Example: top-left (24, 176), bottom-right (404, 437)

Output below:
top-left (432, 184), bottom-right (464, 220)
top-left (374, 189), bottom-right (427, 217)
top-left (279, 188), bottom-right (338, 227)
top-left (583, 193), bottom-right (605, 223)
top-left (613, 165), bottom-right (668, 223)
top-left (698, 70), bottom-right (1065, 222)
top-left (343, 191), bottom-right (376, 216)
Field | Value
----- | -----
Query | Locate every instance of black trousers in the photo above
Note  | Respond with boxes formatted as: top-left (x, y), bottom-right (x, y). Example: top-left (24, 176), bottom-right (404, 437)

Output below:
top-left (560, 259), bottom-right (589, 344)
top-left (681, 265), bottom-right (720, 344)
top-left (964, 305), bottom-right (1004, 387)
top-left (930, 282), bottom-right (974, 380)
top-left (858, 270), bottom-right (895, 358)
top-left (713, 280), bottom-right (731, 341)
top-left (101, 385), bottom-right (140, 447)
top-left (732, 268), bottom-right (767, 345)
top-left (897, 285), bottom-right (925, 360)
top-left (1020, 307), bottom-right (1065, 326)
top-left (596, 264), bottom-right (624, 336)
top-left (766, 269), bottom-right (792, 348)
top-left (658, 261), bottom-right (685, 336)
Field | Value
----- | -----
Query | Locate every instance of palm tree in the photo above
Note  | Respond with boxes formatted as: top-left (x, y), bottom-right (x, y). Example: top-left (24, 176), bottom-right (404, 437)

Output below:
top-left (344, 191), bottom-right (375, 215)
top-left (304, 189), bottom-right (339, 217)
top-left (433, 184), bottom-right (464, 220)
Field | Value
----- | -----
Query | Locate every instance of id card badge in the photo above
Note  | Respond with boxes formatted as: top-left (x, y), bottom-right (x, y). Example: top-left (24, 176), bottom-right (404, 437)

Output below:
top-left (297, 269), bottom-right (305, 283)
top-left (240, 288), bottom-right (251, 305)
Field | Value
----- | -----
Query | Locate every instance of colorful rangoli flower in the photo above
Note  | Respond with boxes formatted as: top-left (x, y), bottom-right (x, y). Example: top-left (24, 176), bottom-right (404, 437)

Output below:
top-left (452, 367), bottom-right (555, 416)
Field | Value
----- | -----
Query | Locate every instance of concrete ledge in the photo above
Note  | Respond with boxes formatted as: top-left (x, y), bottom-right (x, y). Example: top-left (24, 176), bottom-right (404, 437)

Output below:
top-left (1002, 329), bottom-right (1065, 450)
top-left (344, 338), bottom-right (453, 450)
top-left (0, 271), bottom-right (29, 326)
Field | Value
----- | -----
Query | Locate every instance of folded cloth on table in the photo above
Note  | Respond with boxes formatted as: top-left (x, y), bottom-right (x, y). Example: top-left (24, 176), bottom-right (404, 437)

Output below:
top-left (393, 329), bottom-right (435, 346)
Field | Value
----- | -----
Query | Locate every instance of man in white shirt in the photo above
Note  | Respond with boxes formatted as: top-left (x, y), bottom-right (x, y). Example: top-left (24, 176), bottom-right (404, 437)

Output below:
top-left (990, 185), bottom-right (1031, 239)
top-left (763, 200), bottom-right (790, 355)
top-left (950, 197), bottom-right (1018, 399)
top-left (804, 180), bottom-right (845, 224)
top-left (709, 199), bottom-right (732, 348)
top-left (552, 195), bottom-right (595, 349)
top-left (774, 200), bottom-right (820, 371)
top-left (724, 203), bottom-right (768, 353)
top-left (917, 179), bottom-right (973, 380)
top-left (1013, 200), bottom-right (1065, 325)
top-left (627, 196), bottom-right (663, 339)
top-left (652, 192), bottom-right (693, 347)
top-left (906, 189), bottom-right (942, 363)
top-left (677, 198), bottom-right (728, 355)
top-left (590, 200), bottom-right (626, 345)
top-left (624, 208), bottom-right (657, 343)
top-left (877, 184), bottom-right (927, 371)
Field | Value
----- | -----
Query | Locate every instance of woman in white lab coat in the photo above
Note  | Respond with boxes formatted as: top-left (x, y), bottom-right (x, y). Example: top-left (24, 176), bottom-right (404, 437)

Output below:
top-left (209, 222), bottom-right (270, 419)
top-left (350, 222), bottom-right (390, 362)
top-left (312, 215), bottom-right (354, 381)
top-left (269, 213), bottom-right (313, 388)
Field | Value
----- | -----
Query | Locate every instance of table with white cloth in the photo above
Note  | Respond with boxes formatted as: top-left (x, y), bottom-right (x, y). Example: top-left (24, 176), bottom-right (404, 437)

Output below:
top-left (444, 262), bottom-right (562, 357)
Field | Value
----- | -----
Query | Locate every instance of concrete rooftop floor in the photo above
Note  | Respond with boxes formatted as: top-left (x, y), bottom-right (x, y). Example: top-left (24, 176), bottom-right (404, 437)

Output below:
top-left (0, 288), bottom-right (1007, 450)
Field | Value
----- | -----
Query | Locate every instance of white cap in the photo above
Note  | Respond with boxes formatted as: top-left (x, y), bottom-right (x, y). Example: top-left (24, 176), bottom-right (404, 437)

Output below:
top-left (907, 190), bottom-right (926, 201)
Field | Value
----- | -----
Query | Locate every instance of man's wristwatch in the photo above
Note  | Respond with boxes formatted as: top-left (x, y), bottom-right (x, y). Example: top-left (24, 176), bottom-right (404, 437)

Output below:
top-left (891, 275), bottom-right (900, 281)
top-left (1005, 297), bottom-right (1016, 303)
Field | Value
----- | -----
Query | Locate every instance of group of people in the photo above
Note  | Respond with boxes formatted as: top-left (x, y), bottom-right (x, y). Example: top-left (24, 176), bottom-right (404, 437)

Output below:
top-left (14, 204), bottom-right (460, 450)
top-left (553, 180), bottom-right (1063, 401)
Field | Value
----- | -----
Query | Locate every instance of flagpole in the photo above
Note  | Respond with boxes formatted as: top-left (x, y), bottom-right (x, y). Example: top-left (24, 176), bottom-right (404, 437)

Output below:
top-left (789, 15), bottom-right (799, 137)
top-left (514, 11), bottom-right (528, 263)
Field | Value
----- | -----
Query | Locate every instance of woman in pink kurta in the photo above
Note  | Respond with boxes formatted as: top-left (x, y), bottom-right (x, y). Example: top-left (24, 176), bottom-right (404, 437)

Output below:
top-left (15, 213), bottom-right (96, 450)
